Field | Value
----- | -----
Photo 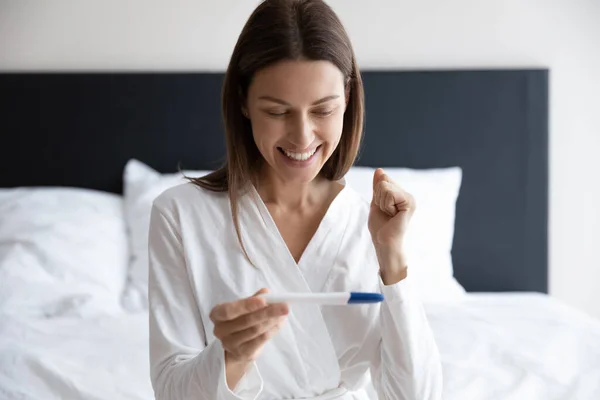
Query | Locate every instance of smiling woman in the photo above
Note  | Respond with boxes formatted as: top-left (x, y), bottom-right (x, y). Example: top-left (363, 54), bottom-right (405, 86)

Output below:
top-left (147, 1), bottom-right (443, 399)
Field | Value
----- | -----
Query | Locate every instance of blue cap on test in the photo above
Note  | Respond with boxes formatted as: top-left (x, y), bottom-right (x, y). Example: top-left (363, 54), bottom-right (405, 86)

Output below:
top-left (348, 292), bottom-right (384, 304)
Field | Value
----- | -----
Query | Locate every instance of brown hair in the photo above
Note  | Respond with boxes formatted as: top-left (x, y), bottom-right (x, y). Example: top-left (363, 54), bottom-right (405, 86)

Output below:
top-left (189, 0), bottom-right (364, 261)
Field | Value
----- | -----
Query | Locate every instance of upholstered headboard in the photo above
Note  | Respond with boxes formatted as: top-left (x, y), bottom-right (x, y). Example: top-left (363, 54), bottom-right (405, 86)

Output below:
top-left (0, 69), bottom-right (549, 293)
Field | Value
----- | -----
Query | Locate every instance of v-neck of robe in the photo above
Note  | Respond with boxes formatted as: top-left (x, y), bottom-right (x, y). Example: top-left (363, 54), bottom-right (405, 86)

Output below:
top-left (248, 181), bottom-right (351, 290)
top-left (236, 183), bottom-right (352, 391)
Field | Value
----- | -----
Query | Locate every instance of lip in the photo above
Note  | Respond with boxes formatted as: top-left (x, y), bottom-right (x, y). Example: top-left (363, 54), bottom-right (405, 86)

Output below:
top-left (277, 145), bottom-right (321, 168)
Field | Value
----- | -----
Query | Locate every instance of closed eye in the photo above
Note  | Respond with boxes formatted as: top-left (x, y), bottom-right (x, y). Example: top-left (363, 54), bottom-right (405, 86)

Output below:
top-left (263, 108), bottom-right (335, 117)
top-left (265, 110), bottom-right (287, 117)
top-left (312, 109), bottom-right (334, 117)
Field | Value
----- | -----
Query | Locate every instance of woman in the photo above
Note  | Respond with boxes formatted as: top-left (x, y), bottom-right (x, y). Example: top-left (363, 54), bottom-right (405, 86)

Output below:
top-left (148, 0), bottom-right (443, 399)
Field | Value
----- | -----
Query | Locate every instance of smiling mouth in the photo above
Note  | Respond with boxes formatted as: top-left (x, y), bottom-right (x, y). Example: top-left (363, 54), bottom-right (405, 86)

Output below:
top-left (278, 145), bottom-right (321, 161)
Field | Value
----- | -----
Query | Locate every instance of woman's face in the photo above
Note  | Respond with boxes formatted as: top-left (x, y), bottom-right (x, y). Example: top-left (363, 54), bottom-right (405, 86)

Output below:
top-left (245, 59), bottom-right (347, 185)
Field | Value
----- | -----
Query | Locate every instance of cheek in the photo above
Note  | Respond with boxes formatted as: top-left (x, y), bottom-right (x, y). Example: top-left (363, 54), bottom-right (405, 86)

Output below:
top-left (251, 117), bottom-right (284, 146)
top-left (319, 113), bottom-right (345, 144)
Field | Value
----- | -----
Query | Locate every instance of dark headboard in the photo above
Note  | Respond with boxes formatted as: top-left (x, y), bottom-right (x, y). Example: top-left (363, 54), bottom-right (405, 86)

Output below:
top-left (0, 70), bottom-right (549, 294)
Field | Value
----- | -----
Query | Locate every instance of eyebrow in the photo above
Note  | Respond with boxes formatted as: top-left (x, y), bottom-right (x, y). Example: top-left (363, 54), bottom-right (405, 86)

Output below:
top-left (258, 95), bottom-right (339, 106)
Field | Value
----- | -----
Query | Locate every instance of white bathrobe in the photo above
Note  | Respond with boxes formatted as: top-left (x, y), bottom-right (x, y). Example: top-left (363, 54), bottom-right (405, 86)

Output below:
top-left (148, 181), bottom-right (443, 400)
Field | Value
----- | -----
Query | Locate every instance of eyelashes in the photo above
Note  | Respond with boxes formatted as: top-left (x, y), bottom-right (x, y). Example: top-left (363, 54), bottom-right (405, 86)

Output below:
top-left (264, 108), bottom-right (335, 118)
top-left (312, 110), bottom-right (334, 117)
top-left (266, 110), bottom-right (286, 117)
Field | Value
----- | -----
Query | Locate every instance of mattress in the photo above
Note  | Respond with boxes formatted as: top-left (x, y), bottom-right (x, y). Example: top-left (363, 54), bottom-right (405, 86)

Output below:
top-left (1, 293), bottom-right (599, 400)
top-left (426, 293), bottom-right (600, 400)
top-left (0, 312), bottom-right (152, 400)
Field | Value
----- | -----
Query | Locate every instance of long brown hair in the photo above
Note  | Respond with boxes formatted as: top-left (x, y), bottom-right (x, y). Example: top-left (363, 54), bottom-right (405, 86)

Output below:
top-left (189, 0), bottom-right (364, 262)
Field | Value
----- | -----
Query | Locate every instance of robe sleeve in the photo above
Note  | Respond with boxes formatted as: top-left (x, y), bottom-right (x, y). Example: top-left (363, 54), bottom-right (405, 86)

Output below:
top-left (148, 203), bottom-right (264, 400)
top-left (369, 275), bottom-right (444, 400)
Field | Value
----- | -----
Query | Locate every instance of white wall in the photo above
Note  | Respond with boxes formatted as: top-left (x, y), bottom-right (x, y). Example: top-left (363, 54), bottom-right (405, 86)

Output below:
top-left (1, 0), bottom-right (599, 318)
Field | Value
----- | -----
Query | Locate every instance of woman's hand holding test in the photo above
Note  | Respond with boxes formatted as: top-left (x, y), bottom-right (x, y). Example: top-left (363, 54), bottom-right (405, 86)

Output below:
top-left (210, 288), bottom-right (288, 389)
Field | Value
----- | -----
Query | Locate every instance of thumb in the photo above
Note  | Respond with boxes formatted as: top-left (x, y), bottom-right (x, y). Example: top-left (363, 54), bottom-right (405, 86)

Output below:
top-left (372, 168), bottom-right (386, 201)
top-left (372, 168), bottom-right (386, 189)
top-left (251, 288), bottom-right (269, 297)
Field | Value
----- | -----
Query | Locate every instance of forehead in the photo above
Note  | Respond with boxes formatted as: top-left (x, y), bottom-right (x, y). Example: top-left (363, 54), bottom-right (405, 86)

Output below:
top-left (248, 59), bottom-right (345, 102)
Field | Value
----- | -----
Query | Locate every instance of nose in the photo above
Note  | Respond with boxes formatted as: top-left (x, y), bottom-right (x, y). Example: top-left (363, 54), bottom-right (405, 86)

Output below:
top-left (287, 112), bottom-right (315, 149)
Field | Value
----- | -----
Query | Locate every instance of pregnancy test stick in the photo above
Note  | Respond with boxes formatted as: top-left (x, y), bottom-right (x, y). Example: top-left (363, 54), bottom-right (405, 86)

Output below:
top-left (261, 292), bottom-right (384, 305)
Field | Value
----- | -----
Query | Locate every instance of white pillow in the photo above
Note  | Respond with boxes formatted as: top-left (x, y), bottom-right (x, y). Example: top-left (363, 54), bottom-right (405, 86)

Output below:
top-left (344, 166), bottom-right (466, 302)
top-left (122, 159), bottom-right (210, 312)
top-left (0, 187), bottom-right (128, 318)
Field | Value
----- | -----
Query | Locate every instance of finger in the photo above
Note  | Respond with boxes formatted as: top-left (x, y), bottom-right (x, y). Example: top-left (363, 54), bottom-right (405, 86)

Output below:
top-left (215, 303), bottom-right (289, 337)
top-left (373, 181), bottom-right (394, 215)
top-left (228, 303), bottom-right (288, 333)
top-left (379, 182), bottom-right (412, 216)
top-left (372, 168), bottom-right (386, 191)
top-left (371, 168), bottom-right (384, 202)
top-left (235, 324), bottom-right (284, 360)
top-left (210, 290), bottom-right (269, 322)
top-left (252, 288), bottom-right (269, 296)
top-left (210, 298), bottom-right (264, 323)
top-left (382, 187), bottom-right (399, 217)
top-left (384, 184), bottom-right (410, 215)
top-left (223, 315), bottom-right (287, 351)
top-left (373, 180), bottom-right (384, 209)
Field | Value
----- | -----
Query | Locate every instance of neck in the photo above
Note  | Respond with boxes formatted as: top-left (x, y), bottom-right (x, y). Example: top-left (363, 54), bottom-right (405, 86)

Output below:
top-left (256, 167), bottom-right (329, 211)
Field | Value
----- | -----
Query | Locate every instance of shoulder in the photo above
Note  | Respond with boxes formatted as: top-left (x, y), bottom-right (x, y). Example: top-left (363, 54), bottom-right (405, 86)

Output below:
top-left (152, 182), bottom-right (229, 218)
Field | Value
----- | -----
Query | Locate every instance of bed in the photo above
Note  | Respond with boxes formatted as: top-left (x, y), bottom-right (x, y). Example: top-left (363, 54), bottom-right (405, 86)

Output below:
top-left (1, 70), bottom-right (599, 400)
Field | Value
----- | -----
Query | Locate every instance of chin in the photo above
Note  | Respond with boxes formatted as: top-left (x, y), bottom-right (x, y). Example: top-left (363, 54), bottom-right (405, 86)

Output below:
top-left (277, 166), bottom-right (322, 184)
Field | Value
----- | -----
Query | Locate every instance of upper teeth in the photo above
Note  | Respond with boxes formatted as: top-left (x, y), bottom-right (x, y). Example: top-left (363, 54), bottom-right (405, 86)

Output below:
top-left (283, 148), bottom-right (317, 161)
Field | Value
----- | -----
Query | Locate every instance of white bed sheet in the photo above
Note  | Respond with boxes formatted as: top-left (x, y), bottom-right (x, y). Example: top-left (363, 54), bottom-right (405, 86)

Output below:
top-left (427, 293), bottom-right (600, 400)
top-left (1, 293), bottom-right (599, 400)
top-left (0, 312), bottom-right (152, 400)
